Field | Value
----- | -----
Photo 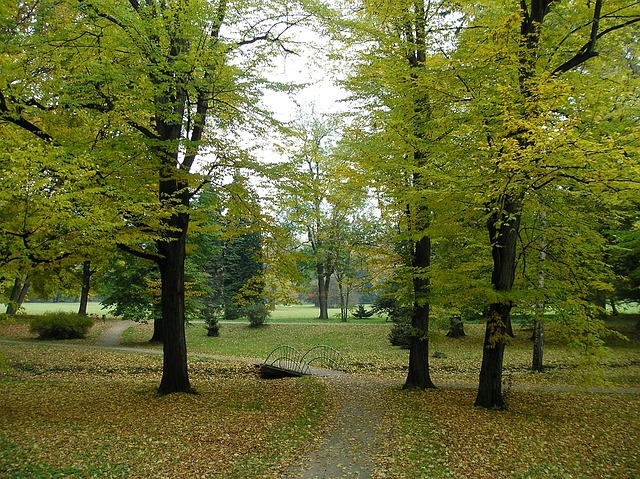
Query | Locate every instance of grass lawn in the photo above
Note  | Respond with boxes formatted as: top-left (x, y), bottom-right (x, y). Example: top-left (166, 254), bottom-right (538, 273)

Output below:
top-left (15, 302), bottom-right (111, 316)
top-left (15, 302), bottom-right (387, 322)
top-left (120, 315), bottom-right (640, 388)
top-left (1, 313), bottom-right (638, 478)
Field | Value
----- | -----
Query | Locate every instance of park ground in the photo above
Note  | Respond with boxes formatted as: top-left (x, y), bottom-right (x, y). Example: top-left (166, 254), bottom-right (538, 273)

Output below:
top-left (0, 303), bottom-right (639, 478)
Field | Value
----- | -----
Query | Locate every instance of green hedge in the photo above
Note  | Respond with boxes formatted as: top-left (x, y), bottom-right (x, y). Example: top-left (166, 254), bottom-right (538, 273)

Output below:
top-left (29, 312), bottom-right (94, 340)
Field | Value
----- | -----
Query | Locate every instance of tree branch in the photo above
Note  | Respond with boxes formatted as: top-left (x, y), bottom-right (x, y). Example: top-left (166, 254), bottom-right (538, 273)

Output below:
top-left (551, 1), bottom-right (640, 76)
top-left (0, 91), bottom-right (59, 144)
top-left (117, 243), bottom-right (163, 263)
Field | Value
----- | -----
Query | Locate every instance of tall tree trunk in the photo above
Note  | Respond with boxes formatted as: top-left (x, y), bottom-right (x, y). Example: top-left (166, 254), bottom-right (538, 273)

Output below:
top-left (404, 233), bottom-right (436, 390)
top-left (317, 261), bottom-right (329, 320)
top-left (156, 167), bottom-right (193, 394)
top-left (532, 211), bottom-right (547, 372)
top-left (156, 219), bottom-right (192, 395)
top-left (475, 197), bottom-right (522, 409)
top-left (78, 260), bottom-right (93, 316)
top-left (402, 0), bottom-right (434, 391)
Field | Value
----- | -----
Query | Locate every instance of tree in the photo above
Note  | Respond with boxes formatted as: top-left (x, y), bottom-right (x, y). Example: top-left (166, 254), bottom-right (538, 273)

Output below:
top-left (2, 0), bottom-right (322, 394)
top-left (338, 0), bottom-right (638, 402)
top-left (332, 214), bottom-right (380, 322)
top-left (277, 114), bottom-right (368, 320)
top-left (339, 0), bottom-right (459, 389)
top-left (98, 250), bottom-right (162, 338)
top-left (192, 179), bottom-right (266, 323)
top-left (446, 1), bottom-right (640, 408)
top-left (606, 205), bottom-right (640, 308)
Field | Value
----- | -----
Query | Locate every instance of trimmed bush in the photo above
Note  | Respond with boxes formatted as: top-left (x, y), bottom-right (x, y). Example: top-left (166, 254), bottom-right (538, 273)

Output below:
top-left (205, 317), bottom-right (220, 337)
top-left (29, 312), bottom-right (93, 340)
top-left (245, 302), bottom-right (270, 328)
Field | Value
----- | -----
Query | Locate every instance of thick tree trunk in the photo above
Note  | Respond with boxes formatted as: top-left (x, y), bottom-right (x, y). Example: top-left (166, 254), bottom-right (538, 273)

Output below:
top-left (155, 164), bottom-right (193, 394)
top-left (78, 260), bottom-right (93, 316)
top-left (404, 234), bottom-right (436, 390)
top-left (475, 303), bottom-right (510, 409)
top-left (157, 221), bottom-right (192, 394)
top-left (476, 198), bottom-right (522, 409)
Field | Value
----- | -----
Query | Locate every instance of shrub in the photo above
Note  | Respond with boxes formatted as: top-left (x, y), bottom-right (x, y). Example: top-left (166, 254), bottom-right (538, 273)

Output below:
top-left (205, 317), bottom-right (221, 337)
top-left (245, 302), bottom-right (270, 328)
top-left (351, 304), bottom-right (375, 319)
top-left (388, 319), bottom-right (412, 349)
top-left (29, 312), bottom-right (93, 340)
top-left (373, 294), bottom-right (410, 322)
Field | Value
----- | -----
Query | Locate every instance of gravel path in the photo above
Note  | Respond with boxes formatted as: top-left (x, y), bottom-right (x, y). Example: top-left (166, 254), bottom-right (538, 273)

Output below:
top-left (280, 376), bottom-right (389, 479)
top-left (95, 320), bottom-right (138, 347)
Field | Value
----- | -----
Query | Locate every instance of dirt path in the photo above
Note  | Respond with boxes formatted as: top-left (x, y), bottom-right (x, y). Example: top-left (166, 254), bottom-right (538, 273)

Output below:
top-left (280, 376), bottom-right (390, 479)
top-left (95, 320), bottom-right (138, 347)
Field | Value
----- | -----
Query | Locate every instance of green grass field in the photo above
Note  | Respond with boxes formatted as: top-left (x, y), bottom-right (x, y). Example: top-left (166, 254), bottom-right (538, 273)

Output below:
top-left (119, 315), bottom-right (640, 388)
top-left (15, 302), bottom-right (387, 322)
top-left (15, 302), bottom-right (111, 316)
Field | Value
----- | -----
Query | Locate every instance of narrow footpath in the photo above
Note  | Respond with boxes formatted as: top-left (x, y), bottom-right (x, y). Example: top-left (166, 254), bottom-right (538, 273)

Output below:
top-left (95, 319), bottom-right (137, 347)
top-left (280, 376), bottom-right (388, 479)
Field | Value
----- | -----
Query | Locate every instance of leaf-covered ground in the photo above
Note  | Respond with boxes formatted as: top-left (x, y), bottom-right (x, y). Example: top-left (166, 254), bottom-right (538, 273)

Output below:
top-left (377, 387), bottom-right (639, 479)
top-left (0, 343), bottom-right (326, 479)
top-left (1, 317), bottom-right (639, 478)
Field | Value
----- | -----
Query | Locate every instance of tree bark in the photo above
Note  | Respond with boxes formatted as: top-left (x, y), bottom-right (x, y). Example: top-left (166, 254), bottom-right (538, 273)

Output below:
top-left (156, 203), bottom-right (193, 395)
top-left (317, 261), bottom-right (330, 320)
top-left (475, 197), bottom-right (522, 409)
top-left (475, 303), bottom-right (510, 409)
top-left (78, 260), bottom-right (93, 316)
top-left (404, 234), bottom-right (436, 390)
top-left (6, 277), bottom-right (30, 316)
